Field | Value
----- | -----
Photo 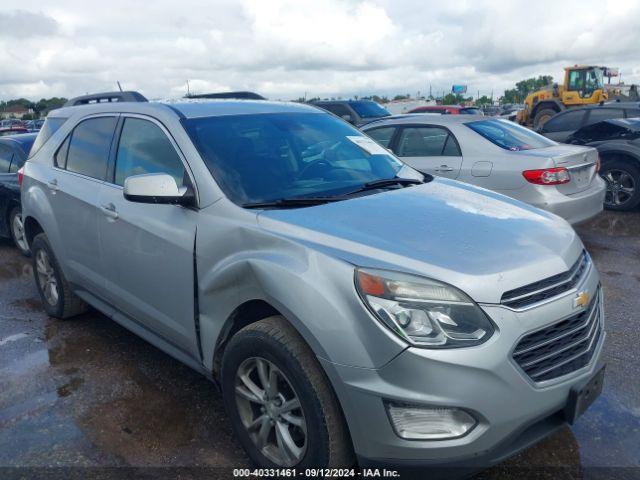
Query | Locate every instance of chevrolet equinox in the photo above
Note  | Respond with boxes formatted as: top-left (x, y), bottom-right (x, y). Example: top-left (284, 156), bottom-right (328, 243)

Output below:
top-left (20, 92), bottom-right (605, 472)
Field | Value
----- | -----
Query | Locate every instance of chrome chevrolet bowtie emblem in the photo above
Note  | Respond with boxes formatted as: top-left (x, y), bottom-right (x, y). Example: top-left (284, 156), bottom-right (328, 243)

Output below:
top-left (573, 291), bottom-right (590, 309)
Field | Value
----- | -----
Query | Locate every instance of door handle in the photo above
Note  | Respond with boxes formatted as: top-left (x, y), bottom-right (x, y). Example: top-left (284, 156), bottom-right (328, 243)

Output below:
top-left (47, 179), bottom-right (59, 192)
top-left (435, 165), bottom-right (454, 172)
top-left (100, 203), bottom-right (119, 220)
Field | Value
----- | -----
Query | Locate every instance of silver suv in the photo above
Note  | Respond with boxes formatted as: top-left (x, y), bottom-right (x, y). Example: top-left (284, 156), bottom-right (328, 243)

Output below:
top-left (21, 92), bottom-right (605, 472)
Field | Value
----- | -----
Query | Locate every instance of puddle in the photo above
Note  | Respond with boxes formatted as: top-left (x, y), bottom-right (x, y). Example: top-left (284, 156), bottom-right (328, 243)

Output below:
top-left (580, 212), bottom-right (640, 237)
top-left (9, 298), bottom-right (44, 312)
top-left (0, 332), bottom-right (29, 346)
top-left (0, 260), bottom-right (33, 281)
top-left (1, 348), bottom-right (50, 378)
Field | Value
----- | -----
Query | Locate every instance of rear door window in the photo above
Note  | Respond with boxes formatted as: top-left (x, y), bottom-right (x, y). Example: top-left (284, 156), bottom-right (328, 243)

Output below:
top-left (396, 126), bottom-right (459, 156)
top-left (65, 117), bottom-right (117, 180)
top-left (365, 126), bottom-right (396, 148)
top-left (543, 110), bottom-right (586, 133)
top-left (586, 108), bottom-right (624, 125)
top-left (114, 117), bottom-right (186, 187)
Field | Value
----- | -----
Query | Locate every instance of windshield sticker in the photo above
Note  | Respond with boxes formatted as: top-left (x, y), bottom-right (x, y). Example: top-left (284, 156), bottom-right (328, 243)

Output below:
top-left (346, 136), bottom-right (390, 156)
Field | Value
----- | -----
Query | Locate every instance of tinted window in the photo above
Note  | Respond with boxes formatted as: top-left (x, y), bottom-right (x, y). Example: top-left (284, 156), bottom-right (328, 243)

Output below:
top-left (320, 104), bottom-right (351, 117)
top-left (366, 127), bottom-right (396, 148)
top-left (467, 119), bottom-right (556, 151)
top-left (460, 108), bottom-right (483, 115)
top-left (9, 155), bottom-right (24, 173)
top-left (183, 112), bottom-right (407, 204)
top-left (397, 127), bottom-right (459, 156)
top-left (586, 108), bottom-right (624, 125)
top-left (28, 117), bottom-right (67, 158)
top-left (55, 136), bottom-right (70, 169)
top-left (0, 145), bottom-right (12, 173)
top-left (442, 135), bottom-right (462, 156)
top-left (573, 122), bottom-right (628, 142)
top-left (115, 118), bottom-right (185, 187)
top-left (66, 117), bottom-right (117, 179)
top-left (543, 110), bottom-right (585, 133)
top-left (348, 101), bottom-right (390, 119)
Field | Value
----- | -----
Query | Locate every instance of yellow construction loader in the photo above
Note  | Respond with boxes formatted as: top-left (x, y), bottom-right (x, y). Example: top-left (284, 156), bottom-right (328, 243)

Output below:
top-left (517, 65), bottom-right (609, 128)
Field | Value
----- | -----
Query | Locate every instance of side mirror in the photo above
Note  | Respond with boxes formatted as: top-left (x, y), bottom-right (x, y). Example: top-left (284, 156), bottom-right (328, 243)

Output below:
top-left (341, 114), bottom-right (354, 123)
top-left (123, 173), bottom-right (192, 205)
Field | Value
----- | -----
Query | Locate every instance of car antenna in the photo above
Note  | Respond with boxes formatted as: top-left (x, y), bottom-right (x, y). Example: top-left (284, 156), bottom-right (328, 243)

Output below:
top-left (117, 81), bottom-right (123, 92)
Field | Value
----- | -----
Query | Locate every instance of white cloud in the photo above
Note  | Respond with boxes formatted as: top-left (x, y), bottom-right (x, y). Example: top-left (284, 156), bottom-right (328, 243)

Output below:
top-left (0, 0), bottom-right (639, 101)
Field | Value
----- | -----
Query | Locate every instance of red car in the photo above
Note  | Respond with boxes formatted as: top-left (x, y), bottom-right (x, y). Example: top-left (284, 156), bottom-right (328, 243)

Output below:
top-left (408, 105), bottom-right (484, 115)
top-left (0, 127), bottom-right (29, 137)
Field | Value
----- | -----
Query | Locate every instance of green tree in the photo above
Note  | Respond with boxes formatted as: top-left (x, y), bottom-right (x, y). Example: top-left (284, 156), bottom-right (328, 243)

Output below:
top-left (502, 75), bottom-right (553, 104)
top-left (475, 95), bottom-right (492, 106)
top-left (442, 93), bottom-right (465, 104)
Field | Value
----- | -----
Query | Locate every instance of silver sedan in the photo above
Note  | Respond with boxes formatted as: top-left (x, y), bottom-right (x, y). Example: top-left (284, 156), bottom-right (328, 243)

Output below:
top-left (362, 115), bottom-right (606, 224)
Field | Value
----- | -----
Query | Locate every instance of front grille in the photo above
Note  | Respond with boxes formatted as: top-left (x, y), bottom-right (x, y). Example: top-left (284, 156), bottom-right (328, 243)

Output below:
top-left (501, 251), bottom-right (590, 310)
top-left (512, 288), bottom-right (602, 382)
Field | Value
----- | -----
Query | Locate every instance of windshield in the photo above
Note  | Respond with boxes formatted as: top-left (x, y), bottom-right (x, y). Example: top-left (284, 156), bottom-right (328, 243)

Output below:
top-left (183, 112), bottom-right (413, 205)
top-left (460, 107), bottom-right (483, 115)
top-left (466, 119), bottom-right (557, 151)
top-left (348, 101), bottom-right (391, 119)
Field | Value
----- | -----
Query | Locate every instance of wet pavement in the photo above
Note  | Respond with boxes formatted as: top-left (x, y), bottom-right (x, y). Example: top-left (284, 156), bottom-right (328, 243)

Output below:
top-left (0, 210), bottom-right (639, 479)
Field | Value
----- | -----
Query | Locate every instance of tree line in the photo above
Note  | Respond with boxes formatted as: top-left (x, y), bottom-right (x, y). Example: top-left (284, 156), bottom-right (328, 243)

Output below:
top-left (0, 97), bottom-right (68, 119)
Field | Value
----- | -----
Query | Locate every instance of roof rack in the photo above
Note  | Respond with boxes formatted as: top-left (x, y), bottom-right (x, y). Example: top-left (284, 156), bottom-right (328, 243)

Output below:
top-left (185, 91), bottom-right (266, 100)
top-left (64, 91), bottom-right (148, 107)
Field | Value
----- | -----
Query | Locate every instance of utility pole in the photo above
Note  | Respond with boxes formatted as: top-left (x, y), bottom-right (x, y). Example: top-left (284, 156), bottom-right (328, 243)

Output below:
top-left (186, 80), bottom-right (191, 97)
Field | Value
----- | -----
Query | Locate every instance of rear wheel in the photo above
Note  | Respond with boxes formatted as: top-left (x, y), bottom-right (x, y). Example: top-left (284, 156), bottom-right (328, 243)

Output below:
top-left (9, 206), bottom-right (30, 256)
top-left (221, 316), bottom-right (353, 468)
top-left (600, 160), bottom-right (640, 211)
top-left (31, 233), bottom-right (88, 318)
top-left (533, 108), bottom-right (557, 129)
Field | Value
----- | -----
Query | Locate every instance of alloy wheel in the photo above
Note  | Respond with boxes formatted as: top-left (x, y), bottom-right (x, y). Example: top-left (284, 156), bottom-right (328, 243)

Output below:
top-left (603, 169), bottom-right (636, 207)
top-left (11, 212), bottom-right (29, 253)
top-left (234, 357), bottom-right (307, 466)
top-left (36, 249), bottom-right (58, 306)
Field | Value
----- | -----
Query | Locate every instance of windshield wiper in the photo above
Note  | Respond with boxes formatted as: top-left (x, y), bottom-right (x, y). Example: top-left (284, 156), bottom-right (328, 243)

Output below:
top-left (242, 197), bottom-right (346, 209)
top-left (343, 177), bottom-right (424, 196)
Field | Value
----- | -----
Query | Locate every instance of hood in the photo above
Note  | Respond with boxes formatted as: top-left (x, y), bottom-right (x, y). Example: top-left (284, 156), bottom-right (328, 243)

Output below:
top-left (257, 178), bottom-right (583, 304)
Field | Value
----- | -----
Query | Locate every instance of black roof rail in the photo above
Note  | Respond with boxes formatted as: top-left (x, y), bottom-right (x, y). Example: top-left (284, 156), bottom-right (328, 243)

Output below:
top-left (185, 91), bottom-right (266, 100)
top-left (64, 91), bottom-right (148, 107)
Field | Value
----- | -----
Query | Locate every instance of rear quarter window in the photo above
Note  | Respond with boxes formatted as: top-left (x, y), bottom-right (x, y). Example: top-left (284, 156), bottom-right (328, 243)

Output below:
top-left (28, 117), bottom-right (68, 158)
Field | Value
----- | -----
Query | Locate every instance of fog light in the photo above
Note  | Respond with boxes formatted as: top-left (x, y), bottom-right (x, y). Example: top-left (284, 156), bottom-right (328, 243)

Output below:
top-left (386, 403), bottom-right (477, 440)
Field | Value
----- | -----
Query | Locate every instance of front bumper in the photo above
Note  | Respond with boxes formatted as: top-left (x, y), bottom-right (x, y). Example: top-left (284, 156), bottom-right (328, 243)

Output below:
top-left (321, 265), bottom-right (605, 467)
top-left (530, 176), bottom-right (606, 225)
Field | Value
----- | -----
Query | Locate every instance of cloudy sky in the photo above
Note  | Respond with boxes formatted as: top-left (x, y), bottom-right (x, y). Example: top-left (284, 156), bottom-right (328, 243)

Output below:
top-left (1, 0), bottom-right (639, 101)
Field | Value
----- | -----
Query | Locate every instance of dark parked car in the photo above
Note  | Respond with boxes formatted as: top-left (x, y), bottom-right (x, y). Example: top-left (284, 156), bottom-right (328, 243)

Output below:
top-left (310, 100), bottom-right (391, 126)
top-left (0, 133), bottom-right (37, 255)
top-left (565, 117), bottom-right (640, 210)
top-left (408, 105), bottom-right (484, 115)
top-left (538, 102), bottom-right (640, 143)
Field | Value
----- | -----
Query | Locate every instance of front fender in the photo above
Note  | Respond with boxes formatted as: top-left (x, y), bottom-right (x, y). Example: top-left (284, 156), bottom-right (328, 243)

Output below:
top-left (195, 209), bottom-right (406, 372)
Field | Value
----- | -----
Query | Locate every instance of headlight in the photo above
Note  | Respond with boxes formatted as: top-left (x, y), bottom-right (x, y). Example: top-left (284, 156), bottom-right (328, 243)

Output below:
top-left (355, 268), bottom-right (495, 348)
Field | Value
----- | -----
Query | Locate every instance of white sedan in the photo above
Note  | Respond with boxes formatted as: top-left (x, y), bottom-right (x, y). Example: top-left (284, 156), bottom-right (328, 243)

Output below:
top-left (362, 115), bottom-right (606, 224)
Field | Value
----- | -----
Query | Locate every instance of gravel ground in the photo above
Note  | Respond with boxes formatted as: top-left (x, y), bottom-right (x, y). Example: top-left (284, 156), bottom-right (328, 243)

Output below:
top-left (0, 210), bottom-right (638, 480)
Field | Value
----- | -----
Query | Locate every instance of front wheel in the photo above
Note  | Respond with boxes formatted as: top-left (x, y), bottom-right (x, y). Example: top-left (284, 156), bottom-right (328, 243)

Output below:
top-left (221, 316), bottom-right (353, 468)
top-left (601, 160), bottom-right (640, 211)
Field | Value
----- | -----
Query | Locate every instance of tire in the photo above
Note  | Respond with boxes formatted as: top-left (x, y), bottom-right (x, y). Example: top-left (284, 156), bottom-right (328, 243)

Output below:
top-left (600, 160), bottom-right (640, 211)
top-left (31, 233), bottom-right (88, 318)
top-left (221, 316), bottom-right (353, 468)
top-left (533, 108), bottom-right (557, 129)
top-left (9, 206), bottom-right (30, 257)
